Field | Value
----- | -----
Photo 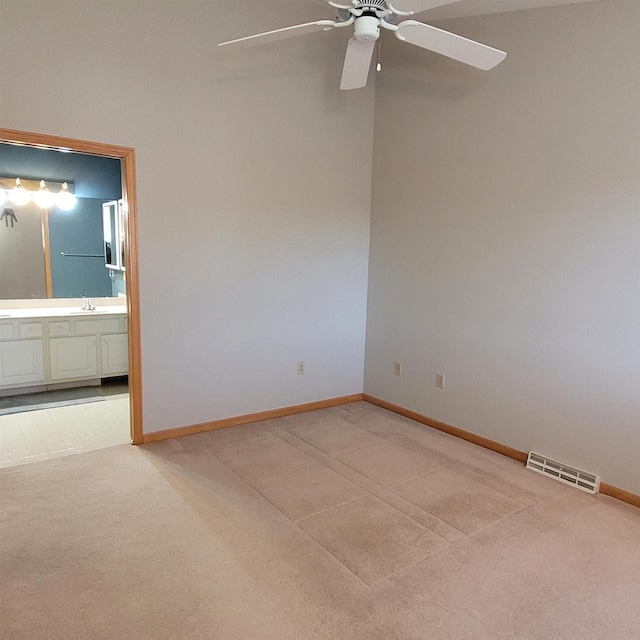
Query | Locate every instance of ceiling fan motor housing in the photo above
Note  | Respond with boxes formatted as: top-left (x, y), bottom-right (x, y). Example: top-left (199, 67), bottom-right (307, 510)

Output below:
top-left (354, 16), bottom-right (380, 42)
top-left (356, 0), bottom-right (389, 12)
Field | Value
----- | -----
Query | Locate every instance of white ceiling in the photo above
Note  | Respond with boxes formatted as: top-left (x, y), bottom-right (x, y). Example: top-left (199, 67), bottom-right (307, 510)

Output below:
top-left (416, 0), bottom-right (601, 20)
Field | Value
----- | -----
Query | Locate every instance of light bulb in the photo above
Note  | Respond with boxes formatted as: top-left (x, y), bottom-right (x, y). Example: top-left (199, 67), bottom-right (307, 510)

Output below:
top-left (377, 62), bottom-right (382, 72)
top-left (33, 180), bottom-right (56, 209)
top-left (8, 178), bottom-right (31, 206)
top-left (56, 182), bottom-right (77, 211)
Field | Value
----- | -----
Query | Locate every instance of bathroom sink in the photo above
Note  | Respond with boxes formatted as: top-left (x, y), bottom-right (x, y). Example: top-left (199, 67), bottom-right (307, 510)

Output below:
top-left (0, 314), bottom-right (11, 318)
top-left (69, 310), bottom-right (99, 314)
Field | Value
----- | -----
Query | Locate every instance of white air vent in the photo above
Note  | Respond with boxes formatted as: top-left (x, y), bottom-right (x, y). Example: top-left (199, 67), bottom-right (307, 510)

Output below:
top-left (526, 452), bottom-right (600, 494)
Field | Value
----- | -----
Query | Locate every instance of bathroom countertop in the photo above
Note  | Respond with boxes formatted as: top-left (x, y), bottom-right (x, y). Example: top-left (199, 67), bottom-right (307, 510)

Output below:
top-left (0, 306), bottom-right (128, 320)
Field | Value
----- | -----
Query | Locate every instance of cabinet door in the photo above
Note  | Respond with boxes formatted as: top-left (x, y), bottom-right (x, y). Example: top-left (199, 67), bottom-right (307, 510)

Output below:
top-left (49, 336), bottom-right (98, 381)
top-left (0, 340), bottom-right (45, 387)
top-left (101, 334), bottom-right (129, 376)
top-left (118, 199), bottom-right (127, 271)
top-left (102, 200), bottom-right (120, 270)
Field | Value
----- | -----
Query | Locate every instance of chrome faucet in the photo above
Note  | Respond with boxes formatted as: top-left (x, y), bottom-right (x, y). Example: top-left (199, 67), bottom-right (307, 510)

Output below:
top-left (81, 296), bottom-right (96, 311)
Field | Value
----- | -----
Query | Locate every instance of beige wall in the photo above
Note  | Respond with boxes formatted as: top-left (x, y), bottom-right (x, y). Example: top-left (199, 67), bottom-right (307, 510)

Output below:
top-left (365, 0), bottom-right (640, 494)
top-left (1, 0), bottom-right (637, 496)
top-left (0, 0), bottom-right (375, 432)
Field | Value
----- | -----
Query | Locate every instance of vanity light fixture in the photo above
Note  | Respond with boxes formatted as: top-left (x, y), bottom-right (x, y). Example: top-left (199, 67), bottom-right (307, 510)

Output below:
top-left (56, 182), bottom-right (77, 211)
top-left (32, 180), bottom-right (56, 209)
top-left (8, 178), bottom-right (31, 206)
top-left (1, 177), bottom-right (78, 210)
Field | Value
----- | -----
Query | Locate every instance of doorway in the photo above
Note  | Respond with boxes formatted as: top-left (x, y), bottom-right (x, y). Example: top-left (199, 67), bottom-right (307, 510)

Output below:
top-left (0, 128), bottom-right (142, 445)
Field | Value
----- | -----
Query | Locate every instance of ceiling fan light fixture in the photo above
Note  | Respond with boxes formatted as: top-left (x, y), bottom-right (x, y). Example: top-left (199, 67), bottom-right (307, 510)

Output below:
top-left (56, 182), bottom-right (77, 211)
top-left (33, 180), bottom-right (56, 209)
top-left (354, 16), bottom-right (380, 42)
top-left (8, 178), bottom-right (31, 206)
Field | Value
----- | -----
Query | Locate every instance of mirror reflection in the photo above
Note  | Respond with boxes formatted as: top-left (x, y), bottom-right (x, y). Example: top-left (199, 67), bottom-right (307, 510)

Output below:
top-left (0, 143), bottom-right (124, 300)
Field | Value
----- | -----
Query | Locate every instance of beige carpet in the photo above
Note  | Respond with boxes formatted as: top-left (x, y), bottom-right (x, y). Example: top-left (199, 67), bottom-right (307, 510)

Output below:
top-left (2, 401), bottom-right (639, 639)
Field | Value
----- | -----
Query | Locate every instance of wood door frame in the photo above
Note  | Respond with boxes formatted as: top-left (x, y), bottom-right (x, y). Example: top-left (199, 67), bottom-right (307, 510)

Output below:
top-left (0, 128), bottom-right (143, 444)
top-left (41, 208), bottom-right (53, 298)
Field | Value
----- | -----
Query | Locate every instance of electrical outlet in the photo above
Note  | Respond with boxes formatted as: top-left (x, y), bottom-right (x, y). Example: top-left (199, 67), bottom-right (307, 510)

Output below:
top-left (437, 373), bottom-right (445, 389)
top-left (394, 362), bottom-right (401, 376)
top-left (297, 361), bottom-right (305, 375)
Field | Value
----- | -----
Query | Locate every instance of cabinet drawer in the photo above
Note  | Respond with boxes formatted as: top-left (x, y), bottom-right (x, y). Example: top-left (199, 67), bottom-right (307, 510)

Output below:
top-left (0, 324), bottom-right (14, 340)
top-left (0, 322), bottom-right (43, 341)
top-left (19, 322), bottom-right (43, 338)
top-left (75, 318), bottom-right (121, 335)
top-left (49, 321), bottom-right (71, 337)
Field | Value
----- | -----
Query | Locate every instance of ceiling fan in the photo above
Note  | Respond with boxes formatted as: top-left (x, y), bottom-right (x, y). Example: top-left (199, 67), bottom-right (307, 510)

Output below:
top-left (218, 0), bottom-right (507, 90)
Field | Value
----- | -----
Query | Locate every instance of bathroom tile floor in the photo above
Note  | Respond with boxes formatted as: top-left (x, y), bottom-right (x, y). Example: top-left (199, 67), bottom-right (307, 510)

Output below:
top-left (0, 385), bottom-right (130, 468)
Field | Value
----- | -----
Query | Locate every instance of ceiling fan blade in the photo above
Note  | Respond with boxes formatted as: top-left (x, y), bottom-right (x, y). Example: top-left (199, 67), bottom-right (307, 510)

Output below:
top-left (340, 37), bottom-right (376, 90)
top-left (390, 0), bottom-right (463, 14)
top-left (311, 0), bottom-right (353, 8)
top-left (395, 20), bottom-right (506, 70)
top-left (218, 20), bottom-right (336, 49)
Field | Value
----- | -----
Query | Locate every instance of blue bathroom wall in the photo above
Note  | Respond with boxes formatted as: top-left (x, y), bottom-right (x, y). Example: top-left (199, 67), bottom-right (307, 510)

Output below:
top-left (48, 198), bottom-right (113, 298)
top-left (112, 271), bottom-right (126, 297)
top-left (0, 143), bottom-right (121, 199)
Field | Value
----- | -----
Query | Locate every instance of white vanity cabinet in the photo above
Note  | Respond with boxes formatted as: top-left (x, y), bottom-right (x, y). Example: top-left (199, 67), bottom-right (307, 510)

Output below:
top-left (46, 315), bottom-right (127, 383)
top-left (0, 321), bottom-right (46, 387)
top-left (0, 311), bottom-right (127, 392)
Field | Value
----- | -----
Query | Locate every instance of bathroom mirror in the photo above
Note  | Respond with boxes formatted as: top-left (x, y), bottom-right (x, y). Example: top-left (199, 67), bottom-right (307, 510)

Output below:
top-left (0, 200), bottom-right (47, 299)
top-left (0, 143), bottom-right (124, 301)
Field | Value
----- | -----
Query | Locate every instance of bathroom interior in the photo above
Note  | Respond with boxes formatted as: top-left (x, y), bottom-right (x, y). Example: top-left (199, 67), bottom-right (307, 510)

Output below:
top-left (0, 143), bottom-right (130, 466)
